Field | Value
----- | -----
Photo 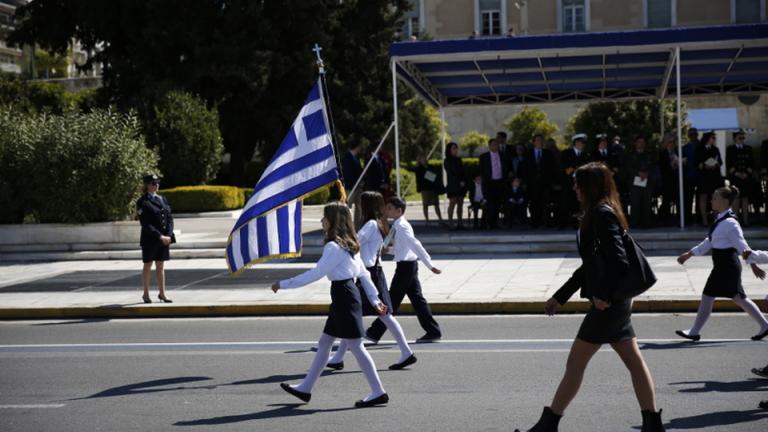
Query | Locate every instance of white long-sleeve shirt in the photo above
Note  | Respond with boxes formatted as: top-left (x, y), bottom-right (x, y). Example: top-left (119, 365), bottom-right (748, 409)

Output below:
top-left (391, 216), bottom-right (434, 269)
top-left (358, 220), bottom-right (384, 268)
top-left (690, 210), bottom-right (750, 256)
top-left (279, 242), bottom-right (380, 306)
top-left (746, 249), bottom-right (768, 264)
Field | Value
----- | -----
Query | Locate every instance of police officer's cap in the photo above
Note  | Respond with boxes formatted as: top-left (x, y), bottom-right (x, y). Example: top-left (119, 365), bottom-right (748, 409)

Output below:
top-left (572, 133), bottom-right (587, 144)
top-left (143, 174), bottom-right (161, 184)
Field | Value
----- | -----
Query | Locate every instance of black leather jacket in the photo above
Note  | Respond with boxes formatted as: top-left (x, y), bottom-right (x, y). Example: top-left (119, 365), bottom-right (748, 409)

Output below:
top-left (137, 193), bottom-right (176, 247)
top-left (553, 205), bottom-right (629, 304)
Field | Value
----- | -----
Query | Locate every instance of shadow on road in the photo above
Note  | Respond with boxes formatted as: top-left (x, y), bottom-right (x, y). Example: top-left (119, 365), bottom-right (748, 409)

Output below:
top-left (228, 370), bottom-right (355, 386)
top-left (32, 318), bottom-right (111, 326)
top-left (74, 377), bottom-right (215, 399)
top-left (173, 403), bottom-right (358, 426)
top-left (669, 378), bottom-right (768, 393)
top-left (665, 409), bottom-right (768, 429)
top-left (639, 340), bottom-right (746, 350)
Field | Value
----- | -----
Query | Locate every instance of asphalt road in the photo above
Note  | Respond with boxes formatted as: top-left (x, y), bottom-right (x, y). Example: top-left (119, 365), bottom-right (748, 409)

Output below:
top-left (1, 314), bottom-right (767, 432)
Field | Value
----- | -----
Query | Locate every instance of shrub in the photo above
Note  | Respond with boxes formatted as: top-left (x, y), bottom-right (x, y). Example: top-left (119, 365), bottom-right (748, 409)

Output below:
top-left (459, 131), bottom-right (489, 157)
top-left (146, 91), bottom-right (224, 187)
top-left (504, 106), bottom-right (560, 148)
top-left (0, 106), bottom-right (159, 223)
top-left (161, 185), bottom-right (244, 213)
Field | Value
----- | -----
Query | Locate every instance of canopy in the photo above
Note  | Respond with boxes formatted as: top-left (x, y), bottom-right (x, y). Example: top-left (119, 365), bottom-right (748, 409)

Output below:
top-left (390, 23), bottom-right (768, 107)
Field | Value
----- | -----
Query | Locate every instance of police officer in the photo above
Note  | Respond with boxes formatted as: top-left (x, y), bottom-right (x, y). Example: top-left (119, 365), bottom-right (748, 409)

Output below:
top-left (137, 174), bottom-right (175, 303)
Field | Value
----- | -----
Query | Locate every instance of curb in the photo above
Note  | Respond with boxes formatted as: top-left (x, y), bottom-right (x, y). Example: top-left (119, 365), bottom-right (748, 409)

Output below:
top-left (0, 299), bottom-right (764, 320)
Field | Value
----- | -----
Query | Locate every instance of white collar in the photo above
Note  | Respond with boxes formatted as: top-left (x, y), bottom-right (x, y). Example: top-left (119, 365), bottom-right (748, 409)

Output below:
top-left (716, 209), bottom-right (732, 220)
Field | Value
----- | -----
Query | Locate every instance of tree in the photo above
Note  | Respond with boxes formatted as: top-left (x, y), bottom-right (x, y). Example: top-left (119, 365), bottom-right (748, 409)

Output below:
top-left (566, 100), bottom-right (688, 150)
top-left (9, 0), bottom-right (414, 185)
top-left (459, 131), bottom-right (490, 157)
top-left (397, 96), bottom-right (449, 161)
top-left (504, 106), bottom-right (560, 148)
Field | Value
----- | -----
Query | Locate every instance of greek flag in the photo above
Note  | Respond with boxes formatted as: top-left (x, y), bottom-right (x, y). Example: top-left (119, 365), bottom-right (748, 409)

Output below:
top-left (226, 80), bottom-right (341, 274)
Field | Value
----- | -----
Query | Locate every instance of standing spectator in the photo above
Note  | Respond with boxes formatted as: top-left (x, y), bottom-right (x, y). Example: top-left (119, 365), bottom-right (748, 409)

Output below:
top-left (546, 138), bottom-right (562, 226)
top-left (137, 174), bottom-right (175, 304)
top-left (559, 133), bottom-right (590, 229)
top-left (726, 130), bottom-right (756, 226)
top-left (523, 134), bottom-right (556, 228)
top-left (468, 175), bottom-right (487, 229)
top-left (658, 134), bottom-right (681, 226)
top-left (414, 155), bottom-right (446, 227)
top-left (682, 128), bottom-right (700, 226)
top-left (496, 131), bottom-right (509, 159)
top-left (444, 142), bottom-right (467, 230)
top-left (342, 143), bottom-right (365, 226)
top-left (504, 177), bottom-right (527, 226)
top-left (696, 132), bottom-right (724, 226)
top-left (510, 144), bottom-right (527, 178)
top-left (480, 138), bottom-right (509, 229)
top-left (626, 136), bottom-right (654, 228)
top-left (592, 134), bottom-right (612, 166)
top-left (611, 135), bottom-right (630, 213)
top-left (363, 151), bottom-right (388, 197)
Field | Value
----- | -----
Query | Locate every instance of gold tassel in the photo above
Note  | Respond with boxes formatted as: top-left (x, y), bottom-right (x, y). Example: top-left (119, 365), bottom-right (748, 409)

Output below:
top-left (336, 179), bottom-right (348, 204)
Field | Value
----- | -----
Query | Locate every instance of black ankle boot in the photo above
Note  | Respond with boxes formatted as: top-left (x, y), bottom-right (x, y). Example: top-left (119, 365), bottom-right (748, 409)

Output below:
top-left (641, 409), bottom-right (665, 432)
top-left (514, 407), bottom-right (561, 432)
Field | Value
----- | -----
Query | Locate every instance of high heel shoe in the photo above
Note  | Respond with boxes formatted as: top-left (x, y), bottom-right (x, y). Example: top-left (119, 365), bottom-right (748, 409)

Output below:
top-left (158, 295), bottom-right (173, 303)
top-left (514, 407), bottom-right (561, 432)
top-left (142, 294), bottom-right (152, 304)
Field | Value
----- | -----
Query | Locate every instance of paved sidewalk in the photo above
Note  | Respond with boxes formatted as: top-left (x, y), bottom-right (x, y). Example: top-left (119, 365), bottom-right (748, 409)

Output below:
top-left (1, 254), bottom-right (767, 318)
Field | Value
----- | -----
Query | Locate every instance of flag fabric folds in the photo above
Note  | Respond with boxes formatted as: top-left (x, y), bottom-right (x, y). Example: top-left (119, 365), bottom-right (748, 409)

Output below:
top-left (226, 79), bottom-right (340, 274)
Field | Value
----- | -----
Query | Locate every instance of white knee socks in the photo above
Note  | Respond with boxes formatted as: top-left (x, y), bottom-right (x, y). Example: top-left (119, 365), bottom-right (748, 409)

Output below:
top-left (347, 338), bottom-right (386, 401)
top-left (687, 295), bottom-right (715, 336)
top-left (293, 332), bottom-right (335, 393)
top-left (328, 314), bottom-right (413, 364)
top-left (733, 295), bottom-right (768, 332)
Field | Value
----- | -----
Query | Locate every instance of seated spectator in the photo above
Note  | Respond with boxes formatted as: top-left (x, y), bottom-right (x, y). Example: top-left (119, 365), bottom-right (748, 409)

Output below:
top-left (504, 177), bottom-right (527, 227)
top-left (468, 175), bottom-right (487, 229)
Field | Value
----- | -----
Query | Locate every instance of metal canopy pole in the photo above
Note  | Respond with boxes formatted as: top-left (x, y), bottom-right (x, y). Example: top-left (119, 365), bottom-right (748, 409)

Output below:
top-left (676, 46), bottom-right (685, 229)
top-left (392, 59), bottom-right (401, 198)
top-left (440, 108), bottom-right (447, 186)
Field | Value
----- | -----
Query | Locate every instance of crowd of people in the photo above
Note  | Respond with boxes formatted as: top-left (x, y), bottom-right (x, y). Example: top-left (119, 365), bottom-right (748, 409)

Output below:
top-left (396, 128), bottom-right (768, 231)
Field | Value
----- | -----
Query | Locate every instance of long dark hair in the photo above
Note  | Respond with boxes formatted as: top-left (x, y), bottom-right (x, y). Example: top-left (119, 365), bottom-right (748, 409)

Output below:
top-left (445, 142), bottom-right (459, 158)
top-left (323, 202), bottom-right (360, 254)
top-left (575, 162), bottom-right (629, 232)
top-left (360, 191), bottom-right (389, 237)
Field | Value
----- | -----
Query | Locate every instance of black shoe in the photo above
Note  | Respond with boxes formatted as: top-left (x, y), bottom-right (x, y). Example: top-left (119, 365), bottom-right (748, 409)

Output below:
top-left (675, 330), bottom-right (700, 341)
top-left (388, 354), bottom-right (417, 370)
top-left (280, 383), bottom-right (311, 403)
top-left (751, 365), bottom-right (768, 378)
top-left (326, 361), bottom-right (344, 371)
top-left (751, 328), bottom-right (768, 341)
top-left (514, 406), bottom-right (561, 432)
top-left (354, 393), bottom-right (389, 408)
top-left (415, 334), bottom-right (441, 344)
top-left (760, 400), bottom-right (768, 410)
top-left (142, 294), bottom-right (152, 304)
top-left (364, 330), bottom-right (380, 345)
top-left (158, 295), bottom-right (172, 303)
top-left (641, 409), bottom-right (665, 432)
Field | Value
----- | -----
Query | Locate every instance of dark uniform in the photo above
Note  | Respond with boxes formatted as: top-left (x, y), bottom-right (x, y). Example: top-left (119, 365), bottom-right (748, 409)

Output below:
top-left (559, 143), bottom-right (590, 228)
top-left (726, 143), bottom-right (755, 199)
top-left (137, 192), bottom-right (175, 263)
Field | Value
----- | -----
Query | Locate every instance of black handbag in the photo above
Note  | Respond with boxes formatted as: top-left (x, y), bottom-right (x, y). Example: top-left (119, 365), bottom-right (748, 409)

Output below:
top-left (593, 209), bottom-right (657, 301)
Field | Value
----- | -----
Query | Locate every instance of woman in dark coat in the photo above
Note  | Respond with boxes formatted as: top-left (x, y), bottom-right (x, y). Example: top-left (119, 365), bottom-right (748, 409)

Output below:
top-left (444, 142), bottom-right (466, 229)
top-left (515, 163), bottom-right (664, 432)
top-left (696, 132), bottom-right (724, 225)
top-left (137, 174), bottom-right (175, 304)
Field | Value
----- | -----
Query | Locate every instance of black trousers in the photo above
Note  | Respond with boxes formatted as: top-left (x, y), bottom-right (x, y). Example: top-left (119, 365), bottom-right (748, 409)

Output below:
top-left (367, 261), bottom-right (441, 340)
top-left (485, 180), bottom-right (504, 229)
top-left (528, 187), bottom-right (550, 227)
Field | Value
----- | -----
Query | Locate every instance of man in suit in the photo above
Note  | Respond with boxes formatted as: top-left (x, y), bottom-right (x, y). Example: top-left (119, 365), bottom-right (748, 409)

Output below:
top-left (521, 134), bottom-right (555, 228)
top-left (559, 133), bottom-right (590, 229)
top-left (480, 138), bottom-right (509, 229)
top-left (342, 143), bottom-right (364, 225)
top-left (363, 151), bottom-right (388, 196)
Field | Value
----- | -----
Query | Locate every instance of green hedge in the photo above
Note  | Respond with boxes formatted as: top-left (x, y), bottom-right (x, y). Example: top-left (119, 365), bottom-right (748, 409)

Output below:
top-left (0, 106), bottom-right (158, 223)
top-left (161, 186), bottom-right (244, 213)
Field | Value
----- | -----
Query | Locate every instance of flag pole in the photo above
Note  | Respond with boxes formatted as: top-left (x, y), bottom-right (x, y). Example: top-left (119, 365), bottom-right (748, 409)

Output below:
top-left (313, 43), bottom-right (346, 200)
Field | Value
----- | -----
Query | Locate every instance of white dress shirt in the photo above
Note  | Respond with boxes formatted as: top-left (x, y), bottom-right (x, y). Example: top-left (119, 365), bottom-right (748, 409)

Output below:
top-left (473, 182), bottom-right (484, 203)
top-left (279, 242), bottom-right (380, 306)
top-left (690, 210), bottom-right (750, 256)
top-left (746, 249), bottom-right (768, 264)
top-left (358, 220), bottom-right (384, 268)
top-left (391, 217), bottom-right (434, 269)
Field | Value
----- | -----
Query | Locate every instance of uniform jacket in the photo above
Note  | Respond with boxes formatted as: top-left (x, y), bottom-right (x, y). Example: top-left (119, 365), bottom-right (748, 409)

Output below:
top-left (137, 193), bottom-right (176, 247)
top-left (560, 148), bottom-right (590, 186)
top-left (553, 205), bottom-right (629, 304)
top-left (521, 147), bottom-right (556, 192)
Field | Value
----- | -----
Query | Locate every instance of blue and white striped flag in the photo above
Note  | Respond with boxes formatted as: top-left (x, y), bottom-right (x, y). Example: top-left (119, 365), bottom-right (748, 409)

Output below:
top-left (226, 79), bottom-right (341, 274)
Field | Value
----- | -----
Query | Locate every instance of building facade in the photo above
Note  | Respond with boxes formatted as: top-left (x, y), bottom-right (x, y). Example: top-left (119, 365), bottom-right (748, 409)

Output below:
top-left (402, 0), bottom-right (767, 146)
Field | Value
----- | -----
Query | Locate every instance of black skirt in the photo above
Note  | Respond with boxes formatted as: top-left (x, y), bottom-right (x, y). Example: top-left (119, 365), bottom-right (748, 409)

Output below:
top-left (703, 248), bottom-right (746, 299)
top-left (141, 243), bottom-right (170, 263)
top-left (358, 265), bottom-right (394, 316)
top-left (323, 279), bottom-right (365, 339)
top-left (577, 298), bottom-right (636, 345)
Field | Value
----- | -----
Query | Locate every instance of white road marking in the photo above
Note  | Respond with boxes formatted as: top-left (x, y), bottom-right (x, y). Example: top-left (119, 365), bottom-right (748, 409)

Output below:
top-left (0, 404), bottom-right (66, 409)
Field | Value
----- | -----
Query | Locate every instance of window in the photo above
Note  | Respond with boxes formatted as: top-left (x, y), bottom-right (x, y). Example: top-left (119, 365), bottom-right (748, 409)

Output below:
top-left (647, 0), bottom-right (673, 28)
top-left (402, 0), bottom-right (422, 39)
top-left (562, 0), bottom-right (587, 33)
top-left (734, 0), bottom-right (761, 23)
top-left (479, 0), bottom-right (502, 36)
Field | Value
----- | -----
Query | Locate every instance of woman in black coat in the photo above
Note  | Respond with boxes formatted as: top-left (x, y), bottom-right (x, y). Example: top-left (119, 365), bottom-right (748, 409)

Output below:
top-left (137, 174), bottom-right (175, 304)
top-left (444, 142), bottom-right (466, 230)
top-left (515, 163), bottom-right (664, 432)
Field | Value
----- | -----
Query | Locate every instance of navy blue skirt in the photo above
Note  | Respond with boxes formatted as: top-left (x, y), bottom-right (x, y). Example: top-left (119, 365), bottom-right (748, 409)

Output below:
top-left (703, 248), bottom-right (746, 299)
top-left (323, 279), bottom-right (365, 339)
top-left (358, 265), bottom-right (394, 316)
top-left (141, 243), bottom-right (170, 263)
